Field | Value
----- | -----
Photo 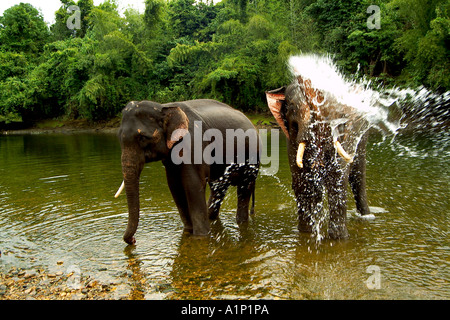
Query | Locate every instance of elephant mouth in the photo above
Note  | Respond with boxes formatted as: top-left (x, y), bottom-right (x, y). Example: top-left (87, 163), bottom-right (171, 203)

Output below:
top-left (295, 140), bottom-right (353, 169)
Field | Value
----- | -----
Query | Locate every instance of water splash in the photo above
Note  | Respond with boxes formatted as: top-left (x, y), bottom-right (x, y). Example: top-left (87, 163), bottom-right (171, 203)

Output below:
top-left (383, 86), bottom-right (450, 158)
top-left (288, 54), bottom-right (449, 158)
top-left (286, 54), bottom-right (449, 241)
top-left (289, 55), bottom-right (402, 134)
top-left (386, 87), bottom-right (450, 131)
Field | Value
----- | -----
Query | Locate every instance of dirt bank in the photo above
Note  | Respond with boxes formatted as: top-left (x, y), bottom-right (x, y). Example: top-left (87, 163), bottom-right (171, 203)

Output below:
top-left (0, 113), bottom-right (276, 136)
top-left (0, 265), bottom-right (127, 300)
top-left (0, 118), bottom-right (121, 135)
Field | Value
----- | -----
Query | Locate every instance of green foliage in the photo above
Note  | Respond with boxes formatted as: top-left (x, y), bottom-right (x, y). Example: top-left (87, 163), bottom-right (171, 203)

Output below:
top-left (0, 3), bottom-right (49, 57)
top-left (0, 0), bottom-right (449, 125)
top-left (51, 0), bottom-right (94, 40)
top-left (0, 52), bottom-right (30, 79)
top-left (144, 0), bottom-right (166, 34)
top-left (0, 78), bottom-right (26, 123)
top-left (393, 0), bottom-right (450, 90)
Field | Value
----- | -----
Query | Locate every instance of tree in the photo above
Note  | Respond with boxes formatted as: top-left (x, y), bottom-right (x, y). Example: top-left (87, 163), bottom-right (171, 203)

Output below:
top-left (345, 1), bottom-right (404, 79)
top-left (51, 0), bottom-right (94, 40)
top-left (144, 0), bottom-right (166, 35)
top-left (168, 0), bottom-right (218, 41)
top-left (393, 0), bottom-right (450, 90)
top-left (1, 0), bottom-right (448, 126)
top-left (0, 3), bottom-right (50, 124)
top-left (0, 3), bottom-right (49, 57)
top-left (88, 0), bottom-right (123, 40)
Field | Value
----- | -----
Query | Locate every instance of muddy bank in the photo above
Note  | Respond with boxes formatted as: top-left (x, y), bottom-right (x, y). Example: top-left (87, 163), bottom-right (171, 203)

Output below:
top-left (0, 113), bottom-right (276, 136)
top-left (0, 118), bottom-right (121, 135)
top-left (0, 265), bottom-right (128, 300)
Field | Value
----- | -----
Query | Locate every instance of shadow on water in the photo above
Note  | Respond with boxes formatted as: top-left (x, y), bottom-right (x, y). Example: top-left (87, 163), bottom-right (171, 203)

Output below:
top-left (0, 132), bottom-right (448, 299)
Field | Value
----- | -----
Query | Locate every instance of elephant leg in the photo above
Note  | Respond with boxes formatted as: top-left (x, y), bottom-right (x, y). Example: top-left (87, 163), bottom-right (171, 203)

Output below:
top-left (236, 180), bottom-right (255, 224)
top-left (166, 167), bottom-right (192, 233)
top-left (182, 166), bottom-right (210, 236)
top-left (293, 174), bottom-right (323, 233)
top-left (208, 179), bottom-right (230, 220)
top-left (349, 134), bottom-right (370, 216)
top-left (327, 169), bottom-right (349, 239)
top-left (296, 193), bottom-right (323, 233)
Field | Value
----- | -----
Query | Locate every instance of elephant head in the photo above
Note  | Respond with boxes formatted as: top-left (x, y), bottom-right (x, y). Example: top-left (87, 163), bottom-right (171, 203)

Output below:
top-left (115, 101), bottom-right (189, 245)
top-left (266, 76), bottom-right (361, 171)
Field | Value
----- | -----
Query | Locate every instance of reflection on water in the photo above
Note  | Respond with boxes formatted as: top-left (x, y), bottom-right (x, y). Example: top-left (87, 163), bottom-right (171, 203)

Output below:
top-left (0, 132), bottom-right (448, 299)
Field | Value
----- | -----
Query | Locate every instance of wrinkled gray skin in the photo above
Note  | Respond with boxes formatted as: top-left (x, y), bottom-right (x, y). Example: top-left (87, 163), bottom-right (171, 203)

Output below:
top-left (267, 85), bottom-right (370, 239)
top-left (118, 99), bottom-right (259, 245)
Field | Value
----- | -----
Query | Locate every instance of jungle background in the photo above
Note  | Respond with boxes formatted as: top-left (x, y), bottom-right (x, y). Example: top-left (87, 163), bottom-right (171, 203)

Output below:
top-left (0, 0), bottom-right (448, 126)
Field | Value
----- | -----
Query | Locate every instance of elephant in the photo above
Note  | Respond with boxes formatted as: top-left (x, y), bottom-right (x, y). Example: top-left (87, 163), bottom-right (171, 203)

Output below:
top-left (266, 75), bottom-right (371, 239)
top-left (115, 99), bottom-right (260, 245)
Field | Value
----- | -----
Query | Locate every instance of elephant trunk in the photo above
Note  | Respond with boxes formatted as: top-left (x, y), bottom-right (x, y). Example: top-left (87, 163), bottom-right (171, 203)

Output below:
top-left (121, 152), bottom-right (144, 245)
top-left (123, 174), bottom-right (140, 245)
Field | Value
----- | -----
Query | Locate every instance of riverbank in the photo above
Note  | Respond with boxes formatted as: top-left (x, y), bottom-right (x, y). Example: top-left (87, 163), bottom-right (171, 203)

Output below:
top-left (0, 265), bottom-right (124, 300)
top-left (0, 118), bottom-right (122, 135)
top-left (0, 113), bottom-right (276, 135)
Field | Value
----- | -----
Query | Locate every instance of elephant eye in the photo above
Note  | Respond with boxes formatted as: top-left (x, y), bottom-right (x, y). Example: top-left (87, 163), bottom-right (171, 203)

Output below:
top-left (138, 134), bottom-right (151, 145)
top-left (291, 121), bottom-right (298, 134)
top-left (138, 130), bottom-right (161, 146)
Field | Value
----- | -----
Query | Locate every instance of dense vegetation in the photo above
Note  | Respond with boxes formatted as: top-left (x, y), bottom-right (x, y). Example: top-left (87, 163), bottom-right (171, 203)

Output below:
top-left (0, 0), bottom-right (449, 125)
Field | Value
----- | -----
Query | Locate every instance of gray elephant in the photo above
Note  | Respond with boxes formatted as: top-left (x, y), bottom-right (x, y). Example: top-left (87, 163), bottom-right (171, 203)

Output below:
top-left (266, 75), bottom-right (371, 239)
top-left (115, 99), bottom-right (260, 244)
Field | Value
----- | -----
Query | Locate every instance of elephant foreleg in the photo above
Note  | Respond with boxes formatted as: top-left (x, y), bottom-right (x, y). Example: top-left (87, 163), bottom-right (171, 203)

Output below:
top-left (166, 166), bottom-right (192, 233)
top-left (293, 173), bottom-right (323, 233)
top-left (182, 166), bottom-right (210, 236)
top-left (296, 193), bottom-right (323, 233)
top-left (327, 170), bottom-right (349, 239)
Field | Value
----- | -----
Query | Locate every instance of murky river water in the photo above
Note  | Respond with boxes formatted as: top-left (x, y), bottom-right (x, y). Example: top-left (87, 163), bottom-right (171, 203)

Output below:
top-left (0, 131), bottom-right (448, 299)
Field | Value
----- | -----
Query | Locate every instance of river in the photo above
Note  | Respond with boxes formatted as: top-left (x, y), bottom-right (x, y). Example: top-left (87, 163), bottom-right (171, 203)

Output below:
top-left (0, 131), bottom-right (448, 299)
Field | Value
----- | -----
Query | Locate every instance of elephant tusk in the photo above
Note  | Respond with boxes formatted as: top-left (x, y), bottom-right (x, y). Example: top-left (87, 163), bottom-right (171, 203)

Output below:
top-left (334, 141), bottom-right (353, 163)
top-left (296, 142), bottom-right (306, 168)
top-left (114, 180), bottom-right (125, 198)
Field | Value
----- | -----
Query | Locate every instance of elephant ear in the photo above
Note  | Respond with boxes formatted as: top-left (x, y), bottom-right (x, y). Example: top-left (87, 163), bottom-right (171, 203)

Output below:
top-left (162, 106), bottom-right (189, 149)
top-left (266, 87), bottom-right (289, 139)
